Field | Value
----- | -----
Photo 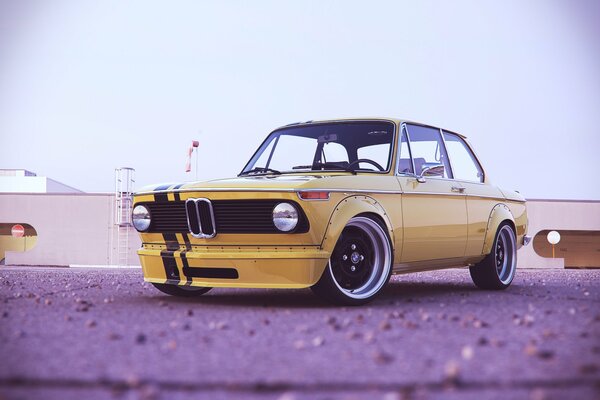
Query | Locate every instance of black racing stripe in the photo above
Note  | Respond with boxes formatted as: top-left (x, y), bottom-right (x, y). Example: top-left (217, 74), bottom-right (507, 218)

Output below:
top-left (181, 252), bottom-right (192, 286)
top-left (160, 250), bottom-right (180, 281)
top-left (155, 192), bottom-right (181, 283)
top-left (163, 233), bottom-right (179, 250)
top-left (161, 234), bottom-right (180, 282)
top-left (181, 233), bottom-right (193, 285)
top-left (154, 193), bottom-right (168, 203)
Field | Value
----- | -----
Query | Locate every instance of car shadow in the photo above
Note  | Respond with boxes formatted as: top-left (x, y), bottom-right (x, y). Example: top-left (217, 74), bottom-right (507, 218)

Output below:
top-left (139, 278), bottom-right (482, 309)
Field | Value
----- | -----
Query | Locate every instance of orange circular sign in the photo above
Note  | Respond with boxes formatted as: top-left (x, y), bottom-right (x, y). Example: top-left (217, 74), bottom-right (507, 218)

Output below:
top-left (11, 224), bottom-right (25, 238)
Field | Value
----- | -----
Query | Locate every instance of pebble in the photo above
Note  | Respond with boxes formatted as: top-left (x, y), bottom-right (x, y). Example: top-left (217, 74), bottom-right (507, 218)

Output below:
top-left (208, 321), bottom-right (228, 330)
top-left (372, 350), bottom-right (394, 365)
top-left (347, 331), bottom-right (362, 340)
top-left (136, 333), bottom-right (147, 344)
top-left (166, 340), bottom-right (177, 350)
top-left (277, 392), bottom-right (297, 400)
top-left (312, 336), bottom-right (325, 347)
top-left (578, 364), bottom-right (598, 374)
top-left (364, 331), bottom-right (376, 344)
top-left (524, 344), bottom-right (554, 360)
top-left (461, 345), bottom-right (474, 360)
top-left (444, 360), bottom-right (461, 383)
top-left (85, 319), bottom-right (97, 328)
top-left (293, 340), bottom-right (305, 350)
top-left (379, 320), bottom-right (392, 331)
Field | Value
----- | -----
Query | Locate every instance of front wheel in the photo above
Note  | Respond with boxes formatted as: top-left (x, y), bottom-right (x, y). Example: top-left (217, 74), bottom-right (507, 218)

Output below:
top-left (151, 282), bottom-right (212, 297)
top-left (311, 216), bottom-right (393, 306)
top-left (470, 223), bottom-right (517, 290)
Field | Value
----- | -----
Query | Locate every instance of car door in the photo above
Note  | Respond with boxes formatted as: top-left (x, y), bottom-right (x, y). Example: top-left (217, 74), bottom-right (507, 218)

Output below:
top-left (396, 123), bottom-right (468, 263)
top-left (441, 130), bottom-right (505, 258)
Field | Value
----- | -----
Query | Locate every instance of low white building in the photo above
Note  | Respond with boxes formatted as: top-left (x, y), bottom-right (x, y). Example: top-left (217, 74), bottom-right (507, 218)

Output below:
top-left (0, 169), bottom-right (83, 193)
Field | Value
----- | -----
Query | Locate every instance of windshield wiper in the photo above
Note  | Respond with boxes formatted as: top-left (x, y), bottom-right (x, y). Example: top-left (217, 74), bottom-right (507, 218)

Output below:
top-left (292, 162), bottom-right (356, 174)
top-left (239, 167), bottom-right (282, 176)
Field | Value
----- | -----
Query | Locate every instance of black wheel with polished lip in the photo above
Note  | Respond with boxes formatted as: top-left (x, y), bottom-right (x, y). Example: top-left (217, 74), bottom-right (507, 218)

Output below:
top-left (470, 222), bottom-right (517, 290)
top-left (311, 216), bottom-right (393, 306)
top-left (151, 282), bottom-right (212, 297)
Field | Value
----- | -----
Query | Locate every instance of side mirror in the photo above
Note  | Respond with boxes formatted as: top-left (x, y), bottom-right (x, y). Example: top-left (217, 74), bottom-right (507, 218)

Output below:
top-left (416, 162), bottom-right (444, 183)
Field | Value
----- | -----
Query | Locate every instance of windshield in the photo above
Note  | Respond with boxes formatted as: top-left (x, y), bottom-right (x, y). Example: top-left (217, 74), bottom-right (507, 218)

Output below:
top-left (241, 121), bottom-right (395, 175)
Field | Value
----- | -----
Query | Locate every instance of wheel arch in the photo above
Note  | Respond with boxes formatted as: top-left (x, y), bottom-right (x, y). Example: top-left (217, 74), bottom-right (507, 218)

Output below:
top-left (482, 203), bottom-right (516, 255)
top-left (319, 195), bottom-right (395, 255)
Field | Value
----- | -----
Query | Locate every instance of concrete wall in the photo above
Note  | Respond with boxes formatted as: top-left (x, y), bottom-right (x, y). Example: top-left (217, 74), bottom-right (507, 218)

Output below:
top-left (0, 193), bottom-right (140, 267)
top-left (1, 193), bottom-right (598, 268)
top-left (518, 199), bottom-right (600, 268)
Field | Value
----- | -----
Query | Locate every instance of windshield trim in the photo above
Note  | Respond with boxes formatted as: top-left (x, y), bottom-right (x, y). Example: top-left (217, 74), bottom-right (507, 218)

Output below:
top-left (239, 119), bottom-right (398, 176)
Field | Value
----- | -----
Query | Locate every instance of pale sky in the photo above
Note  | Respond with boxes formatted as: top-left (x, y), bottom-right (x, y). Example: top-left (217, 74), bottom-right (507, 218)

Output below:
top-left (1, 0), bottom-right (599, 199)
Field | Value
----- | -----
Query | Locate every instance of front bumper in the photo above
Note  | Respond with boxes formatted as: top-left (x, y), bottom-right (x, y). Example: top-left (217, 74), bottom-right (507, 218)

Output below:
top-left (138, 246), bottom-right (330, 289)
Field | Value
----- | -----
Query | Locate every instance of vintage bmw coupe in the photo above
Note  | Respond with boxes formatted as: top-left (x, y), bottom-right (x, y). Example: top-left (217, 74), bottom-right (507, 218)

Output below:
top-left (132, 118), bottom-right (530, 305)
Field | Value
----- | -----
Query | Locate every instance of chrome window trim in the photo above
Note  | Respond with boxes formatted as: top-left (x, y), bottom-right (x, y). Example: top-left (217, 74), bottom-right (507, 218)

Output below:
top-left (185, 197), bottom-right (217, 239)
top-left (400, 123), bottom-right (417, 175)
top-left (441, 130), bottom-right (485, 184)
top-left (438, 128), bottom-right (455, 179)
top-left (240, 119), bottom-right (398, 176)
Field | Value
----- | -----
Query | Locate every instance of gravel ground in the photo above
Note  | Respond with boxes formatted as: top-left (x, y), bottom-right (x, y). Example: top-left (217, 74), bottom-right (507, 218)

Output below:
top-left (0, 266), bottom-right (599, 400)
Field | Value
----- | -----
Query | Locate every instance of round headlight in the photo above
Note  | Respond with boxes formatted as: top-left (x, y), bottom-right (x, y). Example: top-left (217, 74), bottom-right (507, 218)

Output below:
top-left (272, 202), bottom-right (298, 232)
top-left (132, 205), bottom-right (151, 232)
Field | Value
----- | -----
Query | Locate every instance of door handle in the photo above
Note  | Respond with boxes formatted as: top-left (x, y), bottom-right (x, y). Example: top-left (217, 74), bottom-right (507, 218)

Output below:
top-left (451, 186), bottom-right (465, 193)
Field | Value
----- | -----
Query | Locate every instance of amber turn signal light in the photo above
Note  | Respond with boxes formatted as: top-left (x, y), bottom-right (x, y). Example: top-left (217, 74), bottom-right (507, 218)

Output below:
top-left (298, 191), bottom-right (330, 200)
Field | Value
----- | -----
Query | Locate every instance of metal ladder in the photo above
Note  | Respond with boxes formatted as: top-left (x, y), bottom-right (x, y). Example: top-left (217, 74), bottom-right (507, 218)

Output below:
top-left (114, 167), bottom-right (135, 267)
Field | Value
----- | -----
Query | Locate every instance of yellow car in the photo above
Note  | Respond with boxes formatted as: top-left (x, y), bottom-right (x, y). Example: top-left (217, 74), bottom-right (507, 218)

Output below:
top-left (132, 118), bottom-right (530, 305)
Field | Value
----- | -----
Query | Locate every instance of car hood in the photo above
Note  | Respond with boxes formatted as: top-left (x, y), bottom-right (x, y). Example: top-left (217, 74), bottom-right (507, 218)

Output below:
top-left (137, 173), bottom-right (398, 194)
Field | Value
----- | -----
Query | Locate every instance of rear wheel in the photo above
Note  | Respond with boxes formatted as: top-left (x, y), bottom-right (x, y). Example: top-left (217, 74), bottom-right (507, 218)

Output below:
top-left (311, 216), bottom-right (393, 306)
top-left (151, 282), bottom-right (212, 297)
top-left (470, 223), bottom-right (517, 290)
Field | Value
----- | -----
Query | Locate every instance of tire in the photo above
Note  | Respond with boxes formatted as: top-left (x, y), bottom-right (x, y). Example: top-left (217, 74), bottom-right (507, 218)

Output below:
top-left (151, 282), bottom-right (212, 297)
top-left (470, 223), bottom-right (517, 290)
top-left (311, 216), bottom-right (393, 306)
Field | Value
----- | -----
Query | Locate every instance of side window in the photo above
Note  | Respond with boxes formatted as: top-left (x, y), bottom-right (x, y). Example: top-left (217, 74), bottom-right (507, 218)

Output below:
top-left (405, 124), bottom-right (452, 179)
top-left (443, 132), bottom-right (484, 182)
top-left (397, 126), bottom-right (413, 174)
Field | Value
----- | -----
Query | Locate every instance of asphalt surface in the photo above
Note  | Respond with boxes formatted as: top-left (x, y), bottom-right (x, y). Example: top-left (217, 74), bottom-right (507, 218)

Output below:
top-left (0, 267), bottom-right (598, 400)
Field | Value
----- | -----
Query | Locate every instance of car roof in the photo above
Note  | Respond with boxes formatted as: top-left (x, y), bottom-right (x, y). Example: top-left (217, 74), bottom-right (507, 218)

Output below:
top-left (276, 117), bottom-right (468, 139)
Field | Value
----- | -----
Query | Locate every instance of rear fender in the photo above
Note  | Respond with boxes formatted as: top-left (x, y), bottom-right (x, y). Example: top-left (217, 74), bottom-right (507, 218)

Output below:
top-left (482, 203), bottom-right (515, 255)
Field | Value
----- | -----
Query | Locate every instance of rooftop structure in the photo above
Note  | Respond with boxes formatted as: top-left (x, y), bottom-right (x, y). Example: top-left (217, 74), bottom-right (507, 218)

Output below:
top-left (0, 169), bottom-right (82, 193)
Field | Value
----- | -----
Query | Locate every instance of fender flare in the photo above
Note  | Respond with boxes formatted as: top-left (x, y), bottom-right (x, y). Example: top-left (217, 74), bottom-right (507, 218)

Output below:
top-left (482, 203), bottom-right (515, 255)
top-left (319, 195), bottom-right (394, 254)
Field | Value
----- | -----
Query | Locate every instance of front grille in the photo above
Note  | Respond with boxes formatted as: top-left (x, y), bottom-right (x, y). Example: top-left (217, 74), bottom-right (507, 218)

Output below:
top-left (185, 198), bottom-right (216, 238)
top-left (143, 199), bottom-right (309, 234)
